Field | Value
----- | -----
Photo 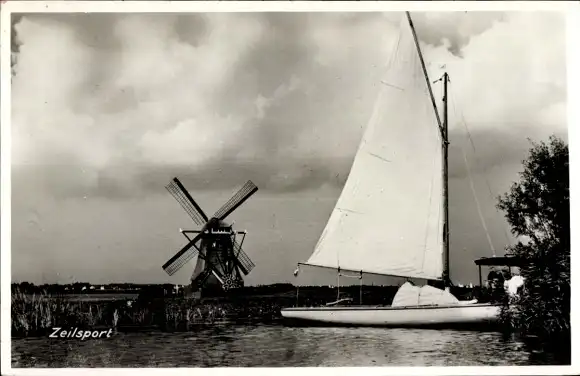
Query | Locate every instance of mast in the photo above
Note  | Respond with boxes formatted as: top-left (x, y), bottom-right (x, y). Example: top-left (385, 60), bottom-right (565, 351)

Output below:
top-left (406, 11), bottom-right (451, 286)
top-left (433, 73), bottom-right (451, 287)
top-left (441, 72), bottom-right (450, 287)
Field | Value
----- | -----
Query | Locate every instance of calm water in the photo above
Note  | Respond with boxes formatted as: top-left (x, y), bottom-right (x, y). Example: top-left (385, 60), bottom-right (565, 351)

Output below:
top-left (12, 324), bottom-right (554, 367)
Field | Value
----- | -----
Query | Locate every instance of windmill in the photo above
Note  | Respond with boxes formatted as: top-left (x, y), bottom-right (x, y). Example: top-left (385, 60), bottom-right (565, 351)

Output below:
top-left (162, 177), bottom-right (258, 295)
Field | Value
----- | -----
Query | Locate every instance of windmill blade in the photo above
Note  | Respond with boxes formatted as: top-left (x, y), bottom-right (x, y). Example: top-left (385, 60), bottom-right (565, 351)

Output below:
top-left (162, 233), bottom-right (203, 276)
top-left (233, 241), bottom-right (255, 275)
top-left (165, 177), bottom-right (209, 226)
top-left (213, 180), bottom-right (258, 221)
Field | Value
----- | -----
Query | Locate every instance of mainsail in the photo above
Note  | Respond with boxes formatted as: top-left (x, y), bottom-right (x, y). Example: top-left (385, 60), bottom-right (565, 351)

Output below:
top-left (304, 14), bottom-right (444, 280)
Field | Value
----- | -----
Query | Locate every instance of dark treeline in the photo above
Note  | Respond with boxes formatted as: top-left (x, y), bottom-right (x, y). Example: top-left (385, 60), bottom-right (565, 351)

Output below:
top-left (8, 282), bottom-right (305, 295)
top-left (12, 282), bottom-right (485, 303)
top-left (11, 282), bottom-right (177, 295)
top-left (11, 282), bottom-right (300, 296)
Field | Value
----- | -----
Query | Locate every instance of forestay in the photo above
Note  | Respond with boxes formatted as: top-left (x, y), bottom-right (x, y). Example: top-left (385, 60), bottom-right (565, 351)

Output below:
top-left (305, 15), bottom-right (444, 280)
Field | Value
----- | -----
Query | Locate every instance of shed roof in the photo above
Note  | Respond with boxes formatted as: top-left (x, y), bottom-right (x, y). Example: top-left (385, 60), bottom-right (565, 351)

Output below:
top-left (474, 256), bottom-right (525, 267)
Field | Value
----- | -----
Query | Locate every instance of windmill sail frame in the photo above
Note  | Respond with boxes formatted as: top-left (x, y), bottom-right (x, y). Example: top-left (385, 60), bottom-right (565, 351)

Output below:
top-left (162, 178), bottom-right (258, 292)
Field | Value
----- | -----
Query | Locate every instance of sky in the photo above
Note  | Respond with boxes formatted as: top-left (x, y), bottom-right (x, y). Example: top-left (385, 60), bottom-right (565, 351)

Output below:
top-left (10, 11), bottom-right (568, 286)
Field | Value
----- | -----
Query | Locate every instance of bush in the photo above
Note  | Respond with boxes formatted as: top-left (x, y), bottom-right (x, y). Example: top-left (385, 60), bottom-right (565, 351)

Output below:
top-left (497, 136), bottom-right (570, 359)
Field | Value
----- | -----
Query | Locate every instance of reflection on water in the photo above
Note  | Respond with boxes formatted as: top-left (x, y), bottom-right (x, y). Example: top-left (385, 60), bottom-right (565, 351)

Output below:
top-left (12, 324), bottom-right (549, 367)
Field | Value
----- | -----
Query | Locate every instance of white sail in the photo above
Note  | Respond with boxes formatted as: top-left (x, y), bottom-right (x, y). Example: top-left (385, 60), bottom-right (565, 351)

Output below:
top-left (305, 15), bottom-right (444, 280)
top-left (391, 282), bottom-right (460, 307)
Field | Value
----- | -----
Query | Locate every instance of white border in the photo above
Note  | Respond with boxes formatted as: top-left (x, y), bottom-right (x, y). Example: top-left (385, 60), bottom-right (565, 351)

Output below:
top-left (566, 3), bottom-right (579, 373)
top-left (0, 0), bottom-right (577, 13)
top-left (1, 1), bottom-right (578, 376)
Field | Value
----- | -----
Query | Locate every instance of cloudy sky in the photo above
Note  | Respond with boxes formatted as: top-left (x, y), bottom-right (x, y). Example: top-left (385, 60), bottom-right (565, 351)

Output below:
top-left (10, 10), bottom-right (567, 286)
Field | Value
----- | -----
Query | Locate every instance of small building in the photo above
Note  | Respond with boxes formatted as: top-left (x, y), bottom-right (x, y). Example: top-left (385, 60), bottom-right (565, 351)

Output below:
top-left (474, 256), bottom-right (525, 286)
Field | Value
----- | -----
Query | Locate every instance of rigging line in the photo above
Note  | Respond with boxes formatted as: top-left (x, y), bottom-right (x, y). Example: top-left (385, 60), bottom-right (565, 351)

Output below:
top-left (421, 99), bottom-right (438, 273)
top-left (336, 215), bottom-right (342, 271)
top-left (462, 147), bottom-right (496, 256)
top-left (449, 90), bottom-right (513, 247)
top-left (437, 185), bottom-right (443, 267)
top-left (447, 94), bottom-right (496, 256)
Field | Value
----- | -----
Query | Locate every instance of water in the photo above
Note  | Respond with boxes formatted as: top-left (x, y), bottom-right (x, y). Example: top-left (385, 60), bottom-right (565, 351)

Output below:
top-left (12, 324), bottom-right (551, 367)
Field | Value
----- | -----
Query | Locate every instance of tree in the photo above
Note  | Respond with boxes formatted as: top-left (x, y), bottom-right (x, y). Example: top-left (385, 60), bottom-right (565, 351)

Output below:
top-left (497, 136), bottom-right (570, 351)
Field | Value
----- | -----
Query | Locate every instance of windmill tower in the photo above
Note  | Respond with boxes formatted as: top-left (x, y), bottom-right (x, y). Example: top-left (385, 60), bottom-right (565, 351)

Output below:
top-left (162, 177), bottom-right (258, 296)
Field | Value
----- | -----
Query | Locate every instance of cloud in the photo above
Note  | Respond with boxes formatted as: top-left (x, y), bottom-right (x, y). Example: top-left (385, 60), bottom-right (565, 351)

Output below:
top-left (412, 11), bottom-right (508, 56)
top-left (11, 13), bottom-right (373, 198)
top-left (12, 11), bottom-right (566, 202)
top-left (421, 11), bottom-right (567, 178)
top-left (10, 11), bottom-right (568, 285)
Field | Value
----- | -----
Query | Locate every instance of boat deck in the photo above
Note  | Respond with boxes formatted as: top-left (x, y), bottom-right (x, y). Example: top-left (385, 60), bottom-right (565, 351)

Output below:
top-left (282, 303), bottom-right (497, 311)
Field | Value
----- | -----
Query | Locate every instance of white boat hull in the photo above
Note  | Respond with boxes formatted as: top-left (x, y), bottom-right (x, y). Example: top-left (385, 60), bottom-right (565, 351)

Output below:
top-left (281, 303), bottom-right (501, 329)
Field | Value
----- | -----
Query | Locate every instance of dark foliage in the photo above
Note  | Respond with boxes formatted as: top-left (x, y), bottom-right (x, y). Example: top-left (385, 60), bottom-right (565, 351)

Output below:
top-left (497, 136), bottom-right (570, 358)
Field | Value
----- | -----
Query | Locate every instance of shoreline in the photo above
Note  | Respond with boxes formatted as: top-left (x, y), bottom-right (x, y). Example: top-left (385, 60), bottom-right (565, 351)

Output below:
top-left (10, 287), bottom-right (571, 365)
top-left (11, 284), bottom-right (484, 338)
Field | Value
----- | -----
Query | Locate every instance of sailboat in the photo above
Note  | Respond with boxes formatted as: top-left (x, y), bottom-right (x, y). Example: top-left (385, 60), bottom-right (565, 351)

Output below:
top-left (280, 12), bottom-right (501, 328)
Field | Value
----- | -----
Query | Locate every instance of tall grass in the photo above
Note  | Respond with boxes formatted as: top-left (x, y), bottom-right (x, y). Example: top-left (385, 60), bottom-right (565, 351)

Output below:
top-left (11, 288), bottom-right (287, 337)
top-left (11, 289), bottom-right (112, 337)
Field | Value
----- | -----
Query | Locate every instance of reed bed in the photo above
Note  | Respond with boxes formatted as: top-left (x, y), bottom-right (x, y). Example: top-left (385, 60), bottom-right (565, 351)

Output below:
top-left (11, 288), bottom-right (289, 337)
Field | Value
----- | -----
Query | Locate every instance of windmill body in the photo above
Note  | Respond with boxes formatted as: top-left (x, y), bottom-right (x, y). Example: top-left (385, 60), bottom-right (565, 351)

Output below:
top-left (162, 178), bottom-right (258, 297)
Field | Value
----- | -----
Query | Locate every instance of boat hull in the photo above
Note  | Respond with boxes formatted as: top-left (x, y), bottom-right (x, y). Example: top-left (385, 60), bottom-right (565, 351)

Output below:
top-left (281, 303), bottom-right (501, 329)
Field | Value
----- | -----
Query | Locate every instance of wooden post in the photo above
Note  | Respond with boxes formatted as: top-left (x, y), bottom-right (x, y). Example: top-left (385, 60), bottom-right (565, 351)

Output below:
top-left (337, 267), bottom-right (341, 301)
top-left (296, 286), bottom-right (299, 307)
top-left (359, 271), bottom-right (363, 305)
